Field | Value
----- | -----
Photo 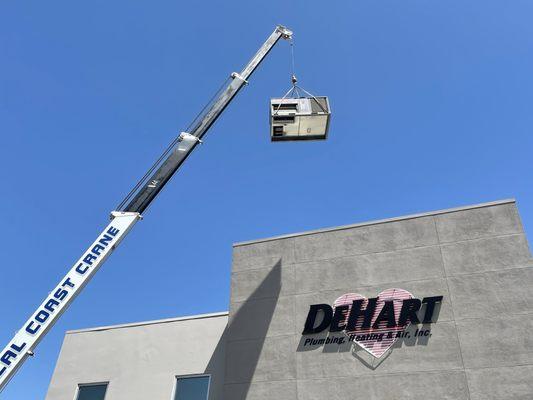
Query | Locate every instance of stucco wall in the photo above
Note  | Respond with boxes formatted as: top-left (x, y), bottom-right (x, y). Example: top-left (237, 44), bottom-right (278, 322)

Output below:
top-left (225, 200), bottom-right (533, 400)
top-left (45, 313), bottom-right (228, 400)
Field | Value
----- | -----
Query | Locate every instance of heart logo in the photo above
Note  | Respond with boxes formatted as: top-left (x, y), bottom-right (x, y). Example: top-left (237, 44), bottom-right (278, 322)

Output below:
top-left (333, 288), bottom-right (414, 358)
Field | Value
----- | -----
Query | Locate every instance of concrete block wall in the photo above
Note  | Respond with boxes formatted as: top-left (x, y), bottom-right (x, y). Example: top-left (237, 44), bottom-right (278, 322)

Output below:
top-left (225, 200), bottom-right (533, 400)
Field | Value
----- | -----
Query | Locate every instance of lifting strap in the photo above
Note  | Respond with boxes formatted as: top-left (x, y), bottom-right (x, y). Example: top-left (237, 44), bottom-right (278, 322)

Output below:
top-left (273, 37), bottom-right (328, 115)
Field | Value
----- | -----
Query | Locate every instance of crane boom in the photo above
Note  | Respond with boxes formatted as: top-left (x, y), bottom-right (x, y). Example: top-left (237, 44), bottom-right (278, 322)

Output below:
top-left (0, 24), bottom-right (293, 392)
top-left (121, 25), bottom-right (292, 214)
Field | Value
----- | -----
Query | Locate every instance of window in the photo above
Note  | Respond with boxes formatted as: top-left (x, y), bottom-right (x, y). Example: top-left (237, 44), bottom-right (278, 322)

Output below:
top-left (174, 375), bottom-right (210, 400)
top-left (272, 103), bottom-right (298, 111)
top-left (273, 115), bottom-right (295, 123)
top-left (273, 126), bottom-right (284, 136)
top-left (76, 383), bottom-right (108, 400)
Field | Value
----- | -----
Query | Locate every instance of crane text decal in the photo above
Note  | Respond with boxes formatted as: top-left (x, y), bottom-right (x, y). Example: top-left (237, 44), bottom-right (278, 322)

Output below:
top-left (301, 289), bottom-right (443, 358)
top-left (0, 226), bottom-right (121, 378)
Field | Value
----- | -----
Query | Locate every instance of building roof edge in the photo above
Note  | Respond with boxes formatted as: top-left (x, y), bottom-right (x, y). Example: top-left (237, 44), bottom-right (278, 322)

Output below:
top-left (233, 198), bottom-right (517, 247)
top-left (66, 311), bottom-right (229, 334)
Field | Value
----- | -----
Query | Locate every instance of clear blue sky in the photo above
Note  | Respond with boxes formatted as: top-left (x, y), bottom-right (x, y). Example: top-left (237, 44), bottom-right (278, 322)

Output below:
top-left (1, 1), bottom-right (532, 398)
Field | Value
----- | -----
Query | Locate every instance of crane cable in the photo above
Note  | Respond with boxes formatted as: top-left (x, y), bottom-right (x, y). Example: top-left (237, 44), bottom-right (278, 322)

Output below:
top-left (273, 37), bottom-right (327, 115)
top-left (289, 37), bottom-right (301, 97)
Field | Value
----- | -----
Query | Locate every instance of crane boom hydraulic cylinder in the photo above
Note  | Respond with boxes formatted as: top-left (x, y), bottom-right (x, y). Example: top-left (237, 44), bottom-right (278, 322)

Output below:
top-left (121, 25), bottom-right (292, 214)
top-left (0, 24), bottom-right (293, 393)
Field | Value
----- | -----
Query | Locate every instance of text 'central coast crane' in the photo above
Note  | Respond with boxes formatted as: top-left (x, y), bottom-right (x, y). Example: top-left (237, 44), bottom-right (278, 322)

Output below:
top-left (0, 25), bottom-right (294, 392)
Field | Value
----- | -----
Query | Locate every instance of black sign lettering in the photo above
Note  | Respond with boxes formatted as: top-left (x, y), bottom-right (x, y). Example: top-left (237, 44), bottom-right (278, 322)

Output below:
top-left (302, 304), bottom-right (333, 334)
top-left (346, 298), bottom-right (377, 330)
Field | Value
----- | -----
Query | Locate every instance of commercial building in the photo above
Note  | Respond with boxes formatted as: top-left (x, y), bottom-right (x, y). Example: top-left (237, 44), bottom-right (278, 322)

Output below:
top-left (45, 313), bottom-right (228, 400)
top-left (46, 199), bottom-right (533, 400)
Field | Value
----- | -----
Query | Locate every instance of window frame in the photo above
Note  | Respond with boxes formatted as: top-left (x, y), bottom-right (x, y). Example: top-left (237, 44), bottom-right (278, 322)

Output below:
top-left (171, 373), bottom-right (211, 400)
top-left (74, 381), bottom-right (109, 400)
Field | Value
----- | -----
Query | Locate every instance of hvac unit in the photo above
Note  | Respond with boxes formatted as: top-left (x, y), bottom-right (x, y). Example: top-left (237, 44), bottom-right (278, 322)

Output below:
top-left (270, 96), bottom-right (331, 141)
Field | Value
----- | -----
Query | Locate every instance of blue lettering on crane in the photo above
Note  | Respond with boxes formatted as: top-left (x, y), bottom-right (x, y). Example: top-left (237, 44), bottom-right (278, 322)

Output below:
top-left (0, 226), bottom-right (120, 377)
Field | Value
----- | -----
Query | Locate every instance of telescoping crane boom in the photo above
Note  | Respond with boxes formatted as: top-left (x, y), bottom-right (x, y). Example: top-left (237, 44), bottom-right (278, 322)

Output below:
top-left (0, 25), bottom-right (293, 392)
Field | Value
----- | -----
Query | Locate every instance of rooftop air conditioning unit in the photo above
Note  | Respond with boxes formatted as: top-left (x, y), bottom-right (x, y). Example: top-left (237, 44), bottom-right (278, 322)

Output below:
top-left (270, 96), bottom-right (331, 142)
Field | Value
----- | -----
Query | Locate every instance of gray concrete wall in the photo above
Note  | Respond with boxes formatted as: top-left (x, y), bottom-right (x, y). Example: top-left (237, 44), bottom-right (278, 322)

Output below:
top-left (45, 313), bottom-right (228, 400)
top-left (226, 200), bottom-right (533, 400)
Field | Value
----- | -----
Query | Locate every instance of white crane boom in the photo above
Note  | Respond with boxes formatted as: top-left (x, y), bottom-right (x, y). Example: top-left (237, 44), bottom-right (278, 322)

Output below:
top-left (0, 25), bottom-right (293, 392)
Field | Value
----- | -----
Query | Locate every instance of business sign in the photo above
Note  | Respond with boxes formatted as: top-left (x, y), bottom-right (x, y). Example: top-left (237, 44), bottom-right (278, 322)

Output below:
top-left (302, 288), bottom-right (443, 358)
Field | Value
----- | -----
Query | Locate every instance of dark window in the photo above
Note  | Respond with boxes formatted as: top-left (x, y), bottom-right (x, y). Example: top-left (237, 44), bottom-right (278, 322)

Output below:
top-left (273, 116), bottom-right (295, 123)
top-left (174, 375), bottom-right (210, 400)
top-left (76, 383), bottom-right (108, 400)
top-left (272, 103), bottom-right (298, 111)
top-left (273, 126), bottom-right (284, 136)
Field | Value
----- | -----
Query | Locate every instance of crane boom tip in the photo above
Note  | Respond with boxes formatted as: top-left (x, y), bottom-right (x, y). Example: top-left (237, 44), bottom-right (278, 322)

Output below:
top-left (276, 25), bottom-right (293, 40)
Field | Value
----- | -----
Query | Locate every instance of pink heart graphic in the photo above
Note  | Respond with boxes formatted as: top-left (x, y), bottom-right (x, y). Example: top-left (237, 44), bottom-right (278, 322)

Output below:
top-left (333, 288), bottom-right (414, 358)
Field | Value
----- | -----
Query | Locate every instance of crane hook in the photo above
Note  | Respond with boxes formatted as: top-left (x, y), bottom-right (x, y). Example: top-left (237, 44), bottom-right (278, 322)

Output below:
top-left (291, 74), bottom-right (298, 86)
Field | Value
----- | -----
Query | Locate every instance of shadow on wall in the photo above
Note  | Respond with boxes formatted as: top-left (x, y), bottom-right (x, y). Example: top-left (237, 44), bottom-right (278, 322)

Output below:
top-left (204, 260), bottom-right (282, 400)
top-left (350, 323), bottom-right (434, 370)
